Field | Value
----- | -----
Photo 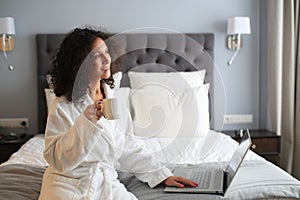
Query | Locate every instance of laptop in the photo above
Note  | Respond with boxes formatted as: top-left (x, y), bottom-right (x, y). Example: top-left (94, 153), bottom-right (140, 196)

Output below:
top-left (164, 129), bottom-right (252, 195)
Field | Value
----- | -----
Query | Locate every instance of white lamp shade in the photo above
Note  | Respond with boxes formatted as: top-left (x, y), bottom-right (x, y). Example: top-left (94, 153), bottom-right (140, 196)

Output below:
top-left (0, 17), bottom-right (15, 35)
top-left (227, 17), bottom-right (251, 34)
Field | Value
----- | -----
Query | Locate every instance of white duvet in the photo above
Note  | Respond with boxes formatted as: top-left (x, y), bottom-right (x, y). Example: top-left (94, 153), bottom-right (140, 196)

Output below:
top-left (2, 130), bottom-right (262, 168)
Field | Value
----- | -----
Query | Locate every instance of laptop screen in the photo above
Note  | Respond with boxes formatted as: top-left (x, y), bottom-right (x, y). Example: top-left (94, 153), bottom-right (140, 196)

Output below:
top-left (225, 130), bottom-right (252, 187)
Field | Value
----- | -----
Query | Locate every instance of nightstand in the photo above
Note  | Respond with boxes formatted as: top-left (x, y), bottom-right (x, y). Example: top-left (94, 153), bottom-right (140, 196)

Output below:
top-left (0, 134), bottom-right (33, 164)
top-left (223, 130), bottom-right (281, 165)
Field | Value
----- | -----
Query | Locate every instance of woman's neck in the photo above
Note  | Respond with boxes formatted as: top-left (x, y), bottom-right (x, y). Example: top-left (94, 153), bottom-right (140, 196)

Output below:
top-left (89, 80), bottom-right (104, 101)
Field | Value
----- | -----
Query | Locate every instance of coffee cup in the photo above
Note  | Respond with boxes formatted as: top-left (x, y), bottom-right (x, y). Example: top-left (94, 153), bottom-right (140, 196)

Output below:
top-left (102, 98), bottom-right (122, 120)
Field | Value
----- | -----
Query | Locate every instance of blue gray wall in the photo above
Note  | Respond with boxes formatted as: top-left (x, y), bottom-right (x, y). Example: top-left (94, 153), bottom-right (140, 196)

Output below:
top-left (0, 0), bottom-right (264, 133)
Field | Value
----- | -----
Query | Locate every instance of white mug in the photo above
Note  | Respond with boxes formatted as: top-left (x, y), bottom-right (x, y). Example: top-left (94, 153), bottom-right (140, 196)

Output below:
top-left (102, 98), bottom-right (122, 120)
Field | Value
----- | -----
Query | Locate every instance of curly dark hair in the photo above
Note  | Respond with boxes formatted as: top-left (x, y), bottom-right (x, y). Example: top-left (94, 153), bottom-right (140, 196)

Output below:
top-left (50, 27), bottom-right (120, 104)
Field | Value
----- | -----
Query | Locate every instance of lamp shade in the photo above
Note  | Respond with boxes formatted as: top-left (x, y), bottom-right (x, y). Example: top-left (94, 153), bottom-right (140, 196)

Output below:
top-left (227, 17), bottom-right (251, 34)
top-left (0, 17), bottom-right (15, 35)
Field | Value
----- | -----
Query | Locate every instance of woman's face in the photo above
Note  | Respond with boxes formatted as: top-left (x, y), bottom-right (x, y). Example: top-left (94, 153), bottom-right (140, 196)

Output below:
top-left (89, 38), bottom-right (111, 80)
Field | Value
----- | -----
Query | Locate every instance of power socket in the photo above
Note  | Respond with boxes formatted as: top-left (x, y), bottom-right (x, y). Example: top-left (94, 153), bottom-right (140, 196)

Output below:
top-left (223, 114), bottom-right (253, 124)
top-left (0, 118), bottom-right (29, 128)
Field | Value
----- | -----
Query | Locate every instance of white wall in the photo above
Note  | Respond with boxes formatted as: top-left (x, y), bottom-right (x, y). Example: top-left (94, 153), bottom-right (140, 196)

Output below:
top-left (0, 0), bottom-right (260, 133)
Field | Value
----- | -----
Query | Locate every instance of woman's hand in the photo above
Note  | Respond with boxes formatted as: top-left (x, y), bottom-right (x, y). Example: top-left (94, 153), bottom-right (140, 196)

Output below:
top-left (164, 176), bottom-right (198, 188)
top-left (84, 100), bottom-right (103, 123)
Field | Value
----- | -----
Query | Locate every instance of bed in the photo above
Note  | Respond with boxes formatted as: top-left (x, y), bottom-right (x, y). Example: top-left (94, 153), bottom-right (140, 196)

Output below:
top-left (0, 31), bottom-right (299, 200)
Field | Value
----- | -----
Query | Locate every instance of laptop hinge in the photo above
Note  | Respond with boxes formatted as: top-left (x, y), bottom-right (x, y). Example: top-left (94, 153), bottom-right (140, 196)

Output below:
top-left (223, 171), bottom-right (228, 192)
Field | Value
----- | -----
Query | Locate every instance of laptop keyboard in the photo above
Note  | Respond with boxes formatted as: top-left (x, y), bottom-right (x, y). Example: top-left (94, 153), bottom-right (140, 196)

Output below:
top-left (190, 170), bottom-right (211, 189)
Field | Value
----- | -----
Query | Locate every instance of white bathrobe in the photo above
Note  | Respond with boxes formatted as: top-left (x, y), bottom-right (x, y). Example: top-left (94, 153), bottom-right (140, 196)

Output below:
top-left (39, 90), bottom-right (173, 200)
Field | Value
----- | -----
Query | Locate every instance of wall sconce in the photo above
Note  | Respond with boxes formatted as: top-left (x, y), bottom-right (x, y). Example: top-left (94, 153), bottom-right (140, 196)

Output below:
top-left (227, 17), bottom-right (251, 66)
top-left (0, 17), bottom-right (16, 71)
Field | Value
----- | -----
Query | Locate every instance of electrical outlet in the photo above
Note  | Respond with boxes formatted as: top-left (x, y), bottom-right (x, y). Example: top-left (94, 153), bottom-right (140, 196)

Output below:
top-left (223, 115), bottom-right (253, 124)
top-left (0, 118), bottom-right (29, 128)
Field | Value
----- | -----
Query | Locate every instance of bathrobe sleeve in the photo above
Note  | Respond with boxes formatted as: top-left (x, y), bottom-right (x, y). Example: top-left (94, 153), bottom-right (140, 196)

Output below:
top-left (116, 111), bottom-right (173, 188)
top-left (43, 100), bottom-right (104, 172)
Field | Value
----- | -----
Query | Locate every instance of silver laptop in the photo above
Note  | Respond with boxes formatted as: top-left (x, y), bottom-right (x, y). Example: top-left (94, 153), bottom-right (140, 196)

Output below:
top-left (164, 129), bottom-right (252, 195)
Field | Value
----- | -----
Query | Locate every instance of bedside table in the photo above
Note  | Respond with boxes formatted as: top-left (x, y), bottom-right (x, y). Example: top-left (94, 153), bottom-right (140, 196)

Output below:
top-left (223, 130), bottom-right (281, 165)
top-left (0, 134), bottom-right (33, 164)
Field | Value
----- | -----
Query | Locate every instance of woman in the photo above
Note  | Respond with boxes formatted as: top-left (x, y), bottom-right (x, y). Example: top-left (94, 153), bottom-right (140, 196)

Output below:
top-left (39, 27), bottom-right (198, 200)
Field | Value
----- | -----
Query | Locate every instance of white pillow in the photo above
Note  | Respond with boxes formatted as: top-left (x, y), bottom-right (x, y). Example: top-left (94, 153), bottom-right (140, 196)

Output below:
top-left (130, 83), bottom-right (210, 138)
top-left (114, 87), bottom-right (132, 116)
top-left (112, 71), bottom-right (122, 89)
top-left (128, 70), bottom-right (206, 92)
top-left (44, 88), bottom-right (56, 113)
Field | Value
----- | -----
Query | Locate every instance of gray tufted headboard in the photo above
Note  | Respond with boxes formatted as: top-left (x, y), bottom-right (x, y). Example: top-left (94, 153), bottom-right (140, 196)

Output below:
top-left (36, 33), bottom-right (214, 133)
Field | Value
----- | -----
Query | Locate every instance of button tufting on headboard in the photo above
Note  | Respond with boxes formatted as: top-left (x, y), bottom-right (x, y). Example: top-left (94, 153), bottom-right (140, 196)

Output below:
top-left (36, 33), bottom-right (214, 133)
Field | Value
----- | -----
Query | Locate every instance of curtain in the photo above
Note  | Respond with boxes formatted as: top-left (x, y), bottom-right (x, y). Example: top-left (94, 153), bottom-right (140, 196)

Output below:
top-left (267, 0), bottom-right (300, 179)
